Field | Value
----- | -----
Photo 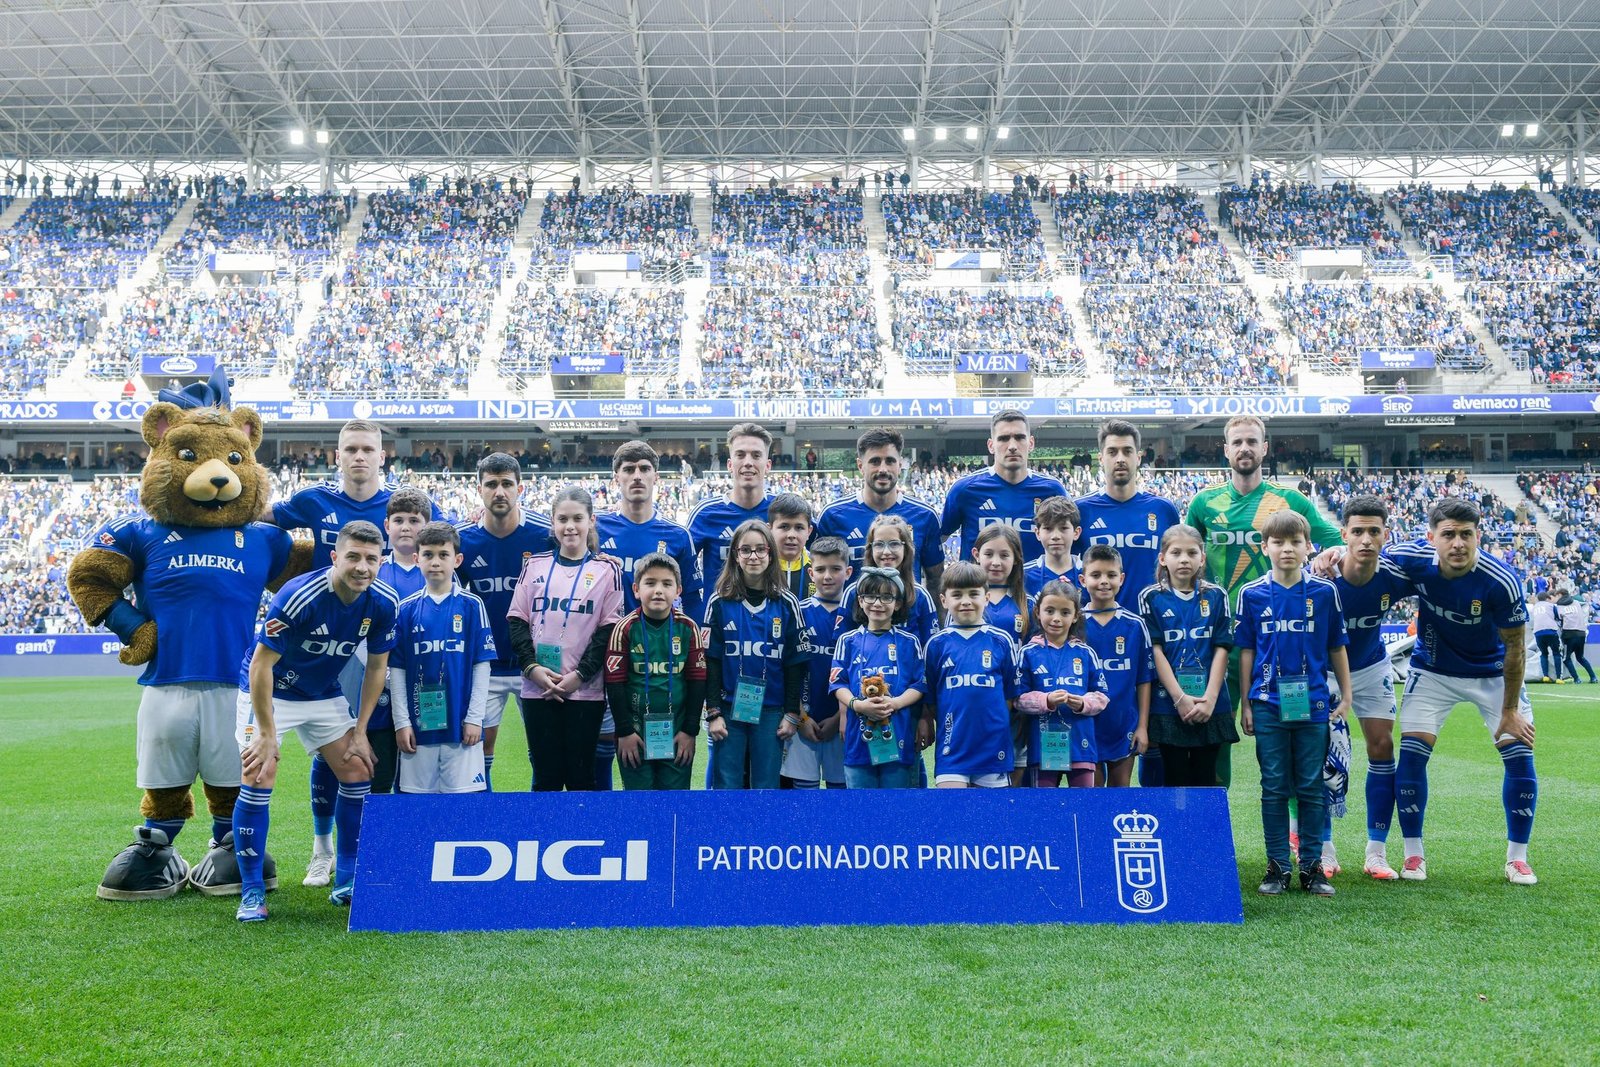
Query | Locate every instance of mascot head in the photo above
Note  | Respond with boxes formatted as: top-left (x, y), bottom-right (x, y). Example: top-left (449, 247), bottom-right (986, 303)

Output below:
top-left (139, 368), bottom-right (270, 528)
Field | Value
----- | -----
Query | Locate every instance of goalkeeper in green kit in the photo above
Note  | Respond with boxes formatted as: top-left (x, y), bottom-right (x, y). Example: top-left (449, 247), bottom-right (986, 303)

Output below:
top-left (1185, 415), bottom-right (1344, 786)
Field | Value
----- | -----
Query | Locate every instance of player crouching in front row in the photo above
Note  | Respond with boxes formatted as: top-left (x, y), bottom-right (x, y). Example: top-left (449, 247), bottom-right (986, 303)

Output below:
top-left (233, 521), bottom-right (399, 921)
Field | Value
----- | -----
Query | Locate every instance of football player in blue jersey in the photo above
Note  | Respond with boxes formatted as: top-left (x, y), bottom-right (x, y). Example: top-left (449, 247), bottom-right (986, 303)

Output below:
top-left (1384, 499), bottom-right (1540, 886)
top-left (368, 487), bottom-right (431, 795)
top-left (598, 440), bottom-right (702, 622)
top-left (1079, 545), bottom-right (1155, 788)
top-left (456, 452), bottom-right (555, 791)
top-left (940, 409), bottom-right (1066, 566)
top-left (232, 521), bottom-right (400, 920)
top-left (815, 428), bottom-right (944, 589)
top-left (687, 423), bottom-right (777, 586)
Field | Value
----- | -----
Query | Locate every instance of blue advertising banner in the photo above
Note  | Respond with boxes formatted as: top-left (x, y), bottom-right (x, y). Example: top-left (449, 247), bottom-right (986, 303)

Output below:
top-left (0, 634), bottom-right (122, 656)
top-left (955, 352), bottom-right (1029, 374)
top-left (1359, 348), bottom-right (1436, 371)
top-left (349, 788), bottom-right (1243, 932)
top-left (551, 352), bottom-right (626, 375)
top-left (139, 354), bottom-right (216, 377)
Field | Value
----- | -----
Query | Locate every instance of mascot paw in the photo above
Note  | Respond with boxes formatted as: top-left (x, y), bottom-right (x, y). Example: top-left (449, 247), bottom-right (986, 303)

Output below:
top-left (97, 826), bottom-right (189, 901)
top-left (119, 621), bottom-right (158, 666)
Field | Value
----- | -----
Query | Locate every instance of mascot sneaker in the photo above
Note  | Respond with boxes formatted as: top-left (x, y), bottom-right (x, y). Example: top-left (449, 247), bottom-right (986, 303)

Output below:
top-left (188, 831), bottom-right (278, 896)
top-left (97, 826), bottom-right (190, 901)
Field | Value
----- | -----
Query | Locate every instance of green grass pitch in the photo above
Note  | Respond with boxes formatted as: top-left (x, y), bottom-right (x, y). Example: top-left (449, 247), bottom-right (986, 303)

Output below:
top-left (2, 677), bottom-right (1596, 1065)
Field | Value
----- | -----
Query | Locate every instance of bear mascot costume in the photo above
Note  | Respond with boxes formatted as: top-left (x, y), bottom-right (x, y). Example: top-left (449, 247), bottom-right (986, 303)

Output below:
top-left (67, 371), bottom-right (314, 900)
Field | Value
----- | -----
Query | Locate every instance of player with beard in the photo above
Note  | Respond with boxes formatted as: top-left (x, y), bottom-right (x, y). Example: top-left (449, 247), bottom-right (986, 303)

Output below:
top-left (816, 428), bottom-right (945, 589)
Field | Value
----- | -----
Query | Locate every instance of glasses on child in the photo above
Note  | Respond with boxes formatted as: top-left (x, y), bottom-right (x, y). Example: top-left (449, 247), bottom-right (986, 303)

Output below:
top-left (868, 541), bottom-right (905, 552)
top-left (736, 545), bottom-right (770, 558)
top-left (859, 593), bottom-right (898, 605)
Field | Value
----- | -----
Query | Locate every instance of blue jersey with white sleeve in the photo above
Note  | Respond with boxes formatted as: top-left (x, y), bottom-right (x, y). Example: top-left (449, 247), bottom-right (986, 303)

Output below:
top-left (270, 478), bottom-right (443, 562)
top-left (1138, 584), bottom-right (1234, 718)
top-left (829, 626), bottom-right (927, 767)
top-left (89, 514), bottom-right (292, 686)
top-left (1332, 561), bottom-right (1415, 671)
top-left (840, 581), bottom-right (938, 647)
top-left (924, 625), bottom-right (1020, 777)
top-left (1084, 607), bottom-right (1155, 756)
top-left (940, 470), bottom-right (1066, 564)
top-left (390, 588), bottom-right (498, 746)
top-left (244, 570), bottom-right (400, 702)
top-left (1384, 540), bottom-right (1527, 679)
top-left (1233, 575), bottom-right (1348, 721)
top-left (815, 494), bottom-right (945, 579)
top-left (687, 494), bottom-right (775, 591)
top-left (455, 510), bottom-right (553, 677)
top-left (1021, 638), bottom-right (1106, 766)
top-left (1024, 557), bottom-right (1080, 599)
top-left (799, 596), bottom-right (848, 721)
top-left (1073, 491), bottom-right (1182, 611)
top-left (597, 509), bottom-right (703, 622)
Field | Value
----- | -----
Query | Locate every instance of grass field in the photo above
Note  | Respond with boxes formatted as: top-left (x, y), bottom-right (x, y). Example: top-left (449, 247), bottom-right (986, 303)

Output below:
top-left (2, 677), bottom-right (1597, 1065)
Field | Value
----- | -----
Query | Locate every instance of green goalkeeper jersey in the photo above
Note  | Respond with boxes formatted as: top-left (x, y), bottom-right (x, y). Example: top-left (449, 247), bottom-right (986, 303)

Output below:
top-left (1184, 480), bottom-right (1345, 602)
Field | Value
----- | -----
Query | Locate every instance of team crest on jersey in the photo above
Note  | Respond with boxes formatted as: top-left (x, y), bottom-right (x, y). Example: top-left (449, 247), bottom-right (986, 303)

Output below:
top-left (1074, 659), bottom-right (1083, 675)
top-left (99, 531), bottom-right (115, 545)
top-left (1380, 594), bottom-right (1391, 611)
top-left (264, 618), bottom-right (287, 637)
top-left (888, 643), bottom-right (897, 661)
top-left (672, 636), bottom-right (682, 656)
top-left (359, 618), bottom-right (372, 637)
top-left (453, 614), bottom-right (462, 633)
top-left (582, 572), bottom-right (597, 590)
top-left (772, 616), bottom-right (782, 639)
top-left (982, 650), bottom-right (992, 668)
top-left (1305, 598), bottom-right (1314, 618)
top-left (1146, 512), bottom-right (1157, 531)
top-left (1116, 636), bottom-right (1126, 655)
top-left (1471, 599), bottom-right (1482, 616)
top-left (1200, 599), bottom-right (1210, 617)
top-left (657, 540), bottom-right (667, 554)
top-left (1014, 615), bottom-right (1025, 634)
top-left (235, 530), bottom-right (245, 548)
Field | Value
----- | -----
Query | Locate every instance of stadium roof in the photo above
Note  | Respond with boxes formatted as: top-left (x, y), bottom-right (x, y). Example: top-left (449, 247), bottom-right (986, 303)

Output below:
top-left (3, 0), bottom-right (1600, 165)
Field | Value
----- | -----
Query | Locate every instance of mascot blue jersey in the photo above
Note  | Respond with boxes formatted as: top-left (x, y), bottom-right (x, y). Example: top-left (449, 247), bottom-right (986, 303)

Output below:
top-left (455, 510), bottom-right (554, 677)
top-left (241, 570), bottom-right (399, 702)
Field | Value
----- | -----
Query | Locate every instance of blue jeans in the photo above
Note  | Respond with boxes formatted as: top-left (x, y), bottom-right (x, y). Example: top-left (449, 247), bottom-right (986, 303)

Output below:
top-left (844, 762), bottom-right (913, 789)
top-left (1254, 714), bottom-right (1330, 869)
top-left (714, 710), bottom-right (784, 789)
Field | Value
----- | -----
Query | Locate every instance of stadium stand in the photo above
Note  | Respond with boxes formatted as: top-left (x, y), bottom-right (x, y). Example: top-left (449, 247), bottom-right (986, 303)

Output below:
top-left (1276, 281), bottom-right (1485, 372)
top-left (891, 288), bottom-right (1084, 378)
top-left (709, 186), bottom-right (864, 252)
top-left (1465, 281), bottom-right (1600, 385)
top-left (1053, 186), bottom-right (1241, 283)
top-left (91, 282), bottom-right (301, 381)
top-left (1082, 284), bottom-right (1287, 392)
top-left (1219, 180), bottom-right (1409, 269)
top-left (501, 284), bottom-right (684, 380)
top-left (162, 190), bottom-right (350, 283)
top-left (539, 187), bottom-right (697, 266)
top-left (1518, 469), bottom-right (1600, 594)
top-left (1, 194), bottom-right (179, 289)
top-left (881, 190), bottom-right (1045, 274)
top-left (698, 285), bottom-right (882, 396)
top-left (1385, 183), bottom-right (1590, 280)
top-left (0, 286), bottom-right (103, 396)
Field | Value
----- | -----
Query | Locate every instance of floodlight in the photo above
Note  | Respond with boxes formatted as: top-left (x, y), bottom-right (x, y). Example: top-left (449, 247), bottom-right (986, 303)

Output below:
top-left (902, 127), bottom-right (916, 141)
top-left (1525, 123), bottom-right (1539, 137)
top-left (965, 126), bottom-right (979, 141)
top-left (289, 129), bottom-right (306, 146)
top-left (997, 126), bottom-right (1010, 140)
top-left (1500, 124), bottom-right (1515, 137)
top-left (315, 129), bottom-right (330, 145)
top-left (934, 127), bottom-right (948, 141)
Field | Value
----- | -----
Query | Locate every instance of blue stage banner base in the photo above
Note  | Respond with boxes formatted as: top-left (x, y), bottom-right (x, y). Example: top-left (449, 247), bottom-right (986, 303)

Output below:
top-left (349, 788), bottom-right (1242, 932)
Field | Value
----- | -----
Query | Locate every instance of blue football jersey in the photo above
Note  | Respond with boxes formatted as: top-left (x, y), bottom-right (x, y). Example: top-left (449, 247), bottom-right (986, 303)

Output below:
top-left (940, 470), bottom-right (1067, 564)
top-left (687, 494), bottom-right (775, 590)
top-left (1385, 541), bottom-right (1527, 679)
top-left (1234, 575), bottom-right (1349, 720)
top-left (270, 478), bottom-right (444, 563)
top-left (815, 494), bottom-right (945, 579)
top-left (245, 570), bottom-right (400, 702)
top-left (1138, 585), bottom-right (1234, 717)
top-left (924, 625), bottom-right (1020, 777)
top-left (1084, 607), bottom-right (1155, 753)
top-left (455, 510), bottom-right (553, 676)
top-left (840, 581), bottom-right (939, 647)
top-left (799, 596), bottom-right (848, 721)
top-left (89, 514), bottom-right (292, 686)
top-left (1021, 638), bottom-right (1106, 767)
top-left (1024, 557), bottom-right (1081, 599)
top-left (703, 592), bottom-right (806, 710)
top-left (1074, 491), bottom-right (1182, 611)
top-left (829, 625), bottom-right (927, 768)
top-left (390, 588), bottom-right (498, 745)
top-left (983, 592), bottom-right (1033, 643)
top-left (370, 557), bottom-right (428, 730)
top-left (596, 509), bottom-right (703, 622)
top-left (1333, 561), bottom-right (1415, 671)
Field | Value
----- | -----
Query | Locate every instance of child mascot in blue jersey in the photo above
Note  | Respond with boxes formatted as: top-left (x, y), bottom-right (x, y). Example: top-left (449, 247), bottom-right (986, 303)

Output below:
top-left (67, 370), bottom-right (315, 901)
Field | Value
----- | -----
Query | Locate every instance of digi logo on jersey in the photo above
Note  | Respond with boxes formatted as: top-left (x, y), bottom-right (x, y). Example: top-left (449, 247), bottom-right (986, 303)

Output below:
top-left (1089, 532), bottom-right (1159, 551)
top-left (725, 639), bottom-right (780, 659)
top-left (302, 638), bottom-right (362, 658)
top-left (432, 839), bottom-right (649, 882)
top-left (469, 576), bottom-right (520, 594)
top-left (978, 515), bottom-right (1036, 536)
top-left (1261, 620), bottom-right (1312, 635)
top-left (941, 673), bottom-right (997, 689)
top-left (1161, 626), bottom-right (1215, 644)
top-left (413, 638), bottom-right (466, 655)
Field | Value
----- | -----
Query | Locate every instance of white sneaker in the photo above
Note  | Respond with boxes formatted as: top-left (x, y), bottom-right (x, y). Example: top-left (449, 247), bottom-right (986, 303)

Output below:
top-left (1363, 854), bottom-right (1400, 881)
top-left (303, 851), bottom-right (334, 887)
top-left (1504, 859), bottom-right (1538, 885)
top-left (1400, 855), bottom-right (1427, 881)
top-left (1321, 844), bottom-right (1340, 877)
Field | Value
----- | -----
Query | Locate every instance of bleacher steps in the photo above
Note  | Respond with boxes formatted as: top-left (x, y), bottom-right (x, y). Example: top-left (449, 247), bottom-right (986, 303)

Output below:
top-left (126, 197), bottom-right (196, 290)
top-left (0, 196), bottom-right (31, 231)
top-left (1476, 473), bottom-right (1561, 544)
top-left (679, 277), bottom-right (708, 389)
top-left (1536, 190), bottom-right (1600, 251)
top-left (690, 193), bottom-right (712, 245)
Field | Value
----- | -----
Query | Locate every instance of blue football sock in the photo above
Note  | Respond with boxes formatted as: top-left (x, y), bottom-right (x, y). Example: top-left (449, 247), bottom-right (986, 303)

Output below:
top-left (1365, 758), bottom-right (1397, 842)
top-left (595, 741), bottom-right (616, 791)
top-left (1137, 748), bottom-right (1165, 787)
top-left (1499, 743), bottom-right (1537, 845)
top-left (310, 754), bottom-right (337, 837)
top-left (334, 781), bottom-right (370, 886)
top-left (483, 753), bottom-right (494, 793)
top-left (144, 817), bottom-right (185, 846)
top-left (1396, 736), bottom-right (1434, 840)
top-left (231, 785), bottom-right (272, 893)
top-left (210, 815), bottom-right (231, 844)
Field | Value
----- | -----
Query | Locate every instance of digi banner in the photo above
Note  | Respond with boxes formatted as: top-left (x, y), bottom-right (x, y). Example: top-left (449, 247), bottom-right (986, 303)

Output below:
top-left (349, 788), bottom-right (1243, 932)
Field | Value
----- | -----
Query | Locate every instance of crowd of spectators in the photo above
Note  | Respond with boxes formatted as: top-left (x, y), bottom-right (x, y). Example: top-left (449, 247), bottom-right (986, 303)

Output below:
top-left (343, 187), bottom-right (525, 287)
top-left (1518, 468), bottom-right (1600, 595)
top-left (881, 190), bottom-right (1044, 271)
top-left (1385, 183), bottom-right (1589, 280)
top-left (1555, 185), bottom-right (1600, 242)
top-left (709, 248), bottom-right (870, 287)
top-left (698, 286), bottom-right (882, 396)
top-left (891, 288), bottom-right (1085, 377)
top-left (1, 195), bottom-right (180, 289)
top-left (164, 190), bottom-right (351, 282)
top-left (1276, 281), bottom-right (1484, 370)
top-left (1083, 285), bottom-right (1288, 393)
top-left (1316, 468), bottom-right (1535, 548)
top-left (1219, 179), bottom-right (1408, 267)
top-left (539, 187), bottom-right (697, 264)
top-left (0, 286), bottom-right (103, 395)
top-left (91, 282), bottom-right (300, 380)
top-left (709, 186), bottom-right (864, 251)
top-left (502, 285), bottom-right (684, 378)
top-left (1465, 281), bottom-right (1600, 385)
top-left (1054, 187), bottom-right (1241, 283)
top-left (293, 287), bottom-right (491, 396)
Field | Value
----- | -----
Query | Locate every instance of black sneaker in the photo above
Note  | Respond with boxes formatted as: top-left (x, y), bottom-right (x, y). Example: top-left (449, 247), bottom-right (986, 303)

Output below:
top-left (188, 831), bottom-right (279, 897)
top-left (97, 826), bottom-right (190, 901)
top-left (1257, 860), bottom-right (1292, 896)
top-left (1301, 863), bottom-right (1336, 896)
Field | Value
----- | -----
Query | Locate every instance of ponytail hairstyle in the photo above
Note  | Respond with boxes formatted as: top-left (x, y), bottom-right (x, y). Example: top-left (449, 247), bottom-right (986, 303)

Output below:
top-left (714, 519), bottom-right (783, 602)
top-left (549, 486), bottom-right (601, 555)
top-left (1032, 579), bottom-right (1086, 644)
top-left (972, 523), bottom-right (1029, 639)
top-left (1155, 523), bottom-right (1210, 594)
top-left (864, 514), bottom-right (917, 605)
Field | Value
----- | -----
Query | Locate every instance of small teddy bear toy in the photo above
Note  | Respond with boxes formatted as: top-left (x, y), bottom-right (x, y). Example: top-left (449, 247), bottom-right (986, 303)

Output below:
top-left (859, 674), bottom-right (890, 701)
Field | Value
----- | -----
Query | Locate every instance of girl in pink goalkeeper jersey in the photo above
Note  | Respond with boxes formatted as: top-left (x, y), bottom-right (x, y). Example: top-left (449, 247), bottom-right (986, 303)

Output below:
top-left (508, 487), bottom-right (624, 791)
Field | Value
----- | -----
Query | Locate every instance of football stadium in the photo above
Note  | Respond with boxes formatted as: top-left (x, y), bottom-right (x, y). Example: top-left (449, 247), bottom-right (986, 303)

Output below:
top-left (2, 1), bottom-right (1599, 1062)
